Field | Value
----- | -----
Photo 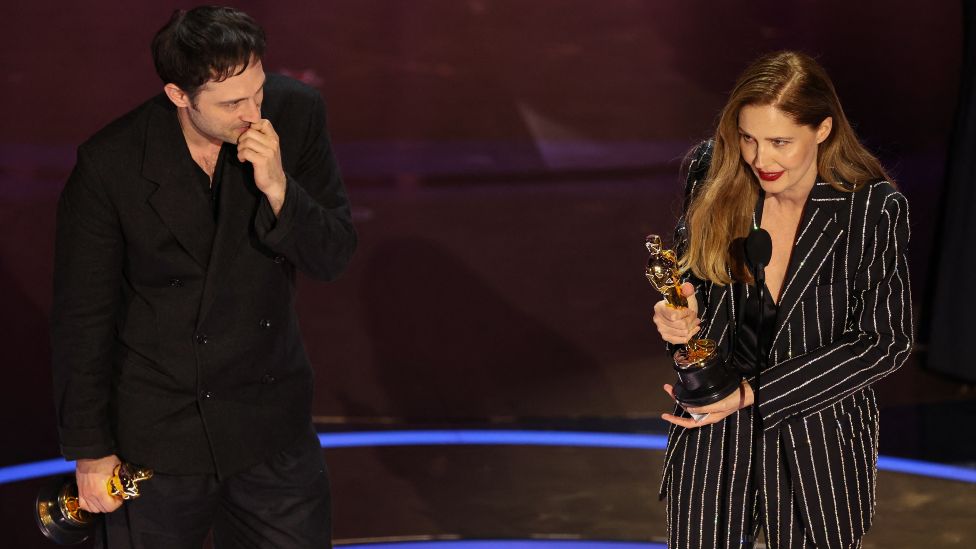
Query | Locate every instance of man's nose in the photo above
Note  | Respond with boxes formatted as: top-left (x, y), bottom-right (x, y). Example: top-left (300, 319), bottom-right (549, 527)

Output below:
top-left (242, 98), bottom-right (261, 123)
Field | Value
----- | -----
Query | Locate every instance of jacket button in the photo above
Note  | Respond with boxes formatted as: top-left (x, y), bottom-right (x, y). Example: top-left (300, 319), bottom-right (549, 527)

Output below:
top-left (261, 374), bottom-right (276, 384)
top-left (201, 391), bottom-right (213, 400)
top-left (195, 334), bottom-right (209, 344)
top-left (259, 319), bottom-right (272, 329)
top-left (273, 255), bottom-right (286, 264)
top-left (169, 278), bottom-right (184, 288)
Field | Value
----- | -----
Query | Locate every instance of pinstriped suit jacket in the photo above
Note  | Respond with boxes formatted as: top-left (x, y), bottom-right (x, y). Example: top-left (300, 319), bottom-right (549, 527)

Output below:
top-left (660, 142), bottom-right (914, 549)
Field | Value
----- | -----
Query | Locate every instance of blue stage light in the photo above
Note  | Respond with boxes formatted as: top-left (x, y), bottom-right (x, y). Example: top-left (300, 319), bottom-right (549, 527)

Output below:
top-left (317, 430), bottom-right (668, 450)
top-left (0, 457), bottom-right (73, 484)
top-left (340, 541), bottom-right (667, 548)
top-left (876, 455), bottom-right (976, 483)
top-left (1, 430), bottom-right (974, 485)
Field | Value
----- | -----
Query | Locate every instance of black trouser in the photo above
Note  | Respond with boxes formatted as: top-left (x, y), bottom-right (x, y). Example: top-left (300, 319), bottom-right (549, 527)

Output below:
top-left (95, 426), bottom-right (331, 549)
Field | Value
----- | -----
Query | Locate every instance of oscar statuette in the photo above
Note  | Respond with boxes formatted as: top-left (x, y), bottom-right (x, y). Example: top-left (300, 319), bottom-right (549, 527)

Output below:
top-left (646, 234), bottom-right (741, 406)
top-left (35, 462), bottom-right (153, 545)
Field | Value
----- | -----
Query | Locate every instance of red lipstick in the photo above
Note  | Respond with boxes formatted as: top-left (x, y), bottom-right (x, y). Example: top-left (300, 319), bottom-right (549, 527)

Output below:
top-left (757, 169), bottom-right (784, 182)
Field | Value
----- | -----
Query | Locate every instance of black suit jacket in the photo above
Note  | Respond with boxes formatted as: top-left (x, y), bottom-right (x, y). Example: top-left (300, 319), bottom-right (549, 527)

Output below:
top-left (661, 142), bottom-right (913, 548)
top-left (51, 74), bottom-right (357, 477)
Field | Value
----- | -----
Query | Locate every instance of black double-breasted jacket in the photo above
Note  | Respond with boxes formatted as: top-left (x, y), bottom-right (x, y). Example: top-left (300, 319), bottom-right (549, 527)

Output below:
top-left (51, 74), bottom-right (357, 477)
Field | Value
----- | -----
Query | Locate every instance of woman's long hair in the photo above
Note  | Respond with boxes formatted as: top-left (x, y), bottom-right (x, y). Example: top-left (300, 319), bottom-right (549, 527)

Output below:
top-left (681, 51), bottom-right (892, 285)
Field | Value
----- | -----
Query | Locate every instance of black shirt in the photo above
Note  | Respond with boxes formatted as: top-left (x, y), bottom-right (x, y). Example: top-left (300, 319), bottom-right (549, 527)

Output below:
top-left (733, 281), bottom-right (778, 374)
top-left (193, 143), bottom-right (230, 220)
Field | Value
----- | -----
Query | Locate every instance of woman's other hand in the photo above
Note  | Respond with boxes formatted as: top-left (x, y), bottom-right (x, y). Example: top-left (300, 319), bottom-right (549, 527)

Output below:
top-left (661, 382), bottom-right (755, 428)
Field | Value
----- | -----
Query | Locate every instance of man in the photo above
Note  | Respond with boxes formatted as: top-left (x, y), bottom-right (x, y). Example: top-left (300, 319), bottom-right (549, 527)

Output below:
top-left (51, 6), bottom-right (356, 547)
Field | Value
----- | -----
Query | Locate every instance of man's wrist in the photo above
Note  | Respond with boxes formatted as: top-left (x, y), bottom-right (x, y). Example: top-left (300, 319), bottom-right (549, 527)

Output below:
top-left (265, 180), bottom-right (287, 217)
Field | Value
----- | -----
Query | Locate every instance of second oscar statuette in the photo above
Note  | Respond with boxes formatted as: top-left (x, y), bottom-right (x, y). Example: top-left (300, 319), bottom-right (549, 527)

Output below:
top-left (35, 462), bottom-right (153, 545)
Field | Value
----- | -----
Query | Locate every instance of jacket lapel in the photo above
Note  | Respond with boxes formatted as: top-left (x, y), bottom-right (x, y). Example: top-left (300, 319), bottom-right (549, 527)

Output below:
top-left (196, 148), bottom-right (259, 326)
top-left (142, 98), bottom-right (216, 269)
top-left (769, 181), bottom-right (850, 350)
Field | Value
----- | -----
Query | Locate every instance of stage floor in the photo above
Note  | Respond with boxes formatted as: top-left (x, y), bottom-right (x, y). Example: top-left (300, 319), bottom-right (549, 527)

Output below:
top-left (5, 417), bottom-right (975, 548)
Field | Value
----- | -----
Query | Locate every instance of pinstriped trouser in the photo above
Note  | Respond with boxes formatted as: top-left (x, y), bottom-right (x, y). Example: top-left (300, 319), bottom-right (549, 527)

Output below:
top-left (664, 417), bottom-right (865, 548)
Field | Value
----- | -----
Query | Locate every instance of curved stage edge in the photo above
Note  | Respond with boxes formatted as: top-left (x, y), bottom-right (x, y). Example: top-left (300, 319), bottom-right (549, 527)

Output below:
top-left (2, 429), bottom-right (974, 485)
top-left (340, 541), bottom-right (667, 548)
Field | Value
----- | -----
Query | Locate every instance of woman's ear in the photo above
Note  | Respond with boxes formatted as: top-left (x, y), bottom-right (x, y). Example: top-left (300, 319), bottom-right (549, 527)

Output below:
top-left (816, 117), bottom-right (833, 144)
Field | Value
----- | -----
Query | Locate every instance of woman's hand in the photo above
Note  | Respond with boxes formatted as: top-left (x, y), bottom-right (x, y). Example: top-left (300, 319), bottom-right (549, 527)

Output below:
top-left (652, 282), bottom-right (700, 344)
top-left (661, 381), bottom-right (755, 428)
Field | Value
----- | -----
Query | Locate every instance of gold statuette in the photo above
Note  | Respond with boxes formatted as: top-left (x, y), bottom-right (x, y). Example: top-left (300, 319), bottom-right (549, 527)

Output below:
top-left (107, 462), bottom-right (153, 500)
top-left (645, 234), bottom-right (717, 366)
top-left (35, 462), bottom-right (153, 545)
top-left (645, 234), bottom-right (688, 308)
top-left (645, 234), bottom-right (741, 406)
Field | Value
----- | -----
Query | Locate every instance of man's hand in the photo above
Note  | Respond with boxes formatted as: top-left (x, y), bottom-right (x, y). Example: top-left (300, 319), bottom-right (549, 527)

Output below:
top-left (652, 282), bottom-right (701, 344)
top-left (661, 381), bottom-right (754, 429)
top-left (237, 119), bottom-right (287, 215)
top-left (76, 454), bottom-right (123, 513)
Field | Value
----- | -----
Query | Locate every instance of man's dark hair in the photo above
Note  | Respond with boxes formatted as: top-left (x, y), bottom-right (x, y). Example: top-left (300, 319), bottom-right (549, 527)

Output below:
top-left (151, 6), bottom-right (266, 98)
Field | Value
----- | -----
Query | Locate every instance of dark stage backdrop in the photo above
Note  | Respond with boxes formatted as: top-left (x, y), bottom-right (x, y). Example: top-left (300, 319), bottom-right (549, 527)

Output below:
top-left (928, 0), bottom-right (976, 383)
top-left (0, 0), bottom-right (962, 468)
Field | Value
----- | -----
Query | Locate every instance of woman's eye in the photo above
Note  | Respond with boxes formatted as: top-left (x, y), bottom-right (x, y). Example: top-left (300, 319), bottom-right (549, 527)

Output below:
top-left (740, 135), bottom-right (753, 143)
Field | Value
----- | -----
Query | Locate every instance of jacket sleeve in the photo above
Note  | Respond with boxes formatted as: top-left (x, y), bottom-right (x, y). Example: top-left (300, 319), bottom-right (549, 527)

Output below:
top-left (253, 91), bottom-right (357, 281)
top-left (51, 148), bottom-right (123, 460)
top-left (757, 190), bottom-right (914, 431)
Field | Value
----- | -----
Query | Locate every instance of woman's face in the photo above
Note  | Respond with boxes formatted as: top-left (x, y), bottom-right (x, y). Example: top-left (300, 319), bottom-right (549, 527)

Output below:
top-left (737, 104), bottom-right (832, 200)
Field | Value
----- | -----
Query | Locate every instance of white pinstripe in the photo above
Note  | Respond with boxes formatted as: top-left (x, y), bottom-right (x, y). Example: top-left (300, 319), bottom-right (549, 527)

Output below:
top-left (817, 414), bottom-right (844, 549)
top-left (699, 425), bottom-right (713, 549)
top-left (712, 420), bottom-right (726, 549)
top-left (803, 416), bottom-right (831, 548)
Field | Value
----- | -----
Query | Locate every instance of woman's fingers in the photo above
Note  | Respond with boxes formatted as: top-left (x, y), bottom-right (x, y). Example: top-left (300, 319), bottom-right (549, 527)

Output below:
top-left (653, 303), bottom-right (701, 342)
top-left (654, 300), bottom-right (695, 322)
top-left (653, 317), bottom-right (697, 341)
top-left (680, 282), bottom-right (700, 316)
top-left (662, 409), bottom-right (731, 428)
top-left (662, 384), bottom-right (726, 428)
top-left (657, 326), bottom-right (701, 344)
top-left (662, 406), bottom-right (737, 429)
top-left (653, 301), bottom-right (699, 326)
top-left (661, 413), bottom-right (699, 428)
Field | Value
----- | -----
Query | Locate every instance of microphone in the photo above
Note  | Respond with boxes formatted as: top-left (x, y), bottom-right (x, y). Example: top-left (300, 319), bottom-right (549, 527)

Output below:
top-left (743, 228), bottom-right (771, 526)
top-left (744, 228), bottom-right (772, 279)
top-left (740, 227), bottom-right (772, 378)
top-left (741, 228), bottom-right (772, 545)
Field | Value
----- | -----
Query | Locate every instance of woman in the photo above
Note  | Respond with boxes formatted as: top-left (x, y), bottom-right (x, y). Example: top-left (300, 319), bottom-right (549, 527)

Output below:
top-left (652, 51), bottom-right (912, 549)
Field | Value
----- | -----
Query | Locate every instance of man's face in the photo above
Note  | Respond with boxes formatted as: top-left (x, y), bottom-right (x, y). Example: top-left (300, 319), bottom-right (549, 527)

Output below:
top-left (184, 59), bottom-right (266, 145)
